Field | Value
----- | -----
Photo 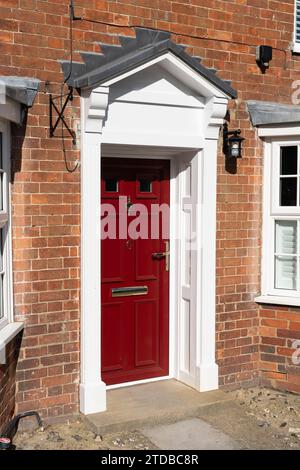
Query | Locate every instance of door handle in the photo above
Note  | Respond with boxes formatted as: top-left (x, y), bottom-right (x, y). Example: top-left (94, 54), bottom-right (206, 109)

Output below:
top-left (152, 241), bottom-right (169, 271)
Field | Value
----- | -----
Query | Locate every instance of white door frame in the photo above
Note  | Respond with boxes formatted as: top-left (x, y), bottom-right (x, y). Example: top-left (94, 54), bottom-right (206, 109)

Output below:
top-left (99, 150), bottom-right (195, 391)
top-left (79, 62), bottom-right (230, 414)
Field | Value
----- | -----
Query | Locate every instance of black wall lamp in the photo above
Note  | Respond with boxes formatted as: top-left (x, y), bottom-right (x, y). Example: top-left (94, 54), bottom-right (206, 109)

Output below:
top-left (223, 123), bottom-right (245, 159)
top-left (256, 45), bottom-right (273, 72)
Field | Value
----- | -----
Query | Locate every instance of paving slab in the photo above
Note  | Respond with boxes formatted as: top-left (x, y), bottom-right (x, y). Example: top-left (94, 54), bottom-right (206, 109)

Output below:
top-left (141, 418), bottom-right (241, 450)
top-left (196, 400), bottom-right (285, 450)
top-left (84, 379), bottom-right (232, 435)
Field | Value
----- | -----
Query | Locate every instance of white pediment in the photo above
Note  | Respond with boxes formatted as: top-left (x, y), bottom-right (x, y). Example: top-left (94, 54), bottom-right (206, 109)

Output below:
top-left (109, 63), bottom-right (205, 109)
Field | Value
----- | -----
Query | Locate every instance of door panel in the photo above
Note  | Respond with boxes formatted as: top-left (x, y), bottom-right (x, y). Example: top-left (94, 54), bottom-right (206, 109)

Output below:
top-left (134, 299), bottom-right (159, 367)
top-left (101, 303), bottom-right (124, 373)
top-left (101, 158), bottom-right (170, 385)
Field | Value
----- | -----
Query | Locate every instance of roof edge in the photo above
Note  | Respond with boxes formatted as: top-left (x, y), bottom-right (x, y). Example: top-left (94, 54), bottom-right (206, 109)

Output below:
top-left (247, 100), bottom-right (300, 127)
top-left (61, 28), bottom-right (237, 99)
top-left (0, 77), bottom-right (40, 107)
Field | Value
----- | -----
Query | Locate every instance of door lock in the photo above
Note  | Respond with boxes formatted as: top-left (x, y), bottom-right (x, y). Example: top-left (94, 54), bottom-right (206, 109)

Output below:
top-left (152, 241), bottom-right (170, 271)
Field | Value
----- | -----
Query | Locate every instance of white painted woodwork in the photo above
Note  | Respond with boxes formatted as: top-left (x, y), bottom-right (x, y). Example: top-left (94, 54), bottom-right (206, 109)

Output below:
top-left (80, 52), bottom-right (229, 414)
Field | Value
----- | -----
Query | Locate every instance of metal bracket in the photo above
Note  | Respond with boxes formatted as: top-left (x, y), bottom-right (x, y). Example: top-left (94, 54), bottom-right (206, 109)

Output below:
top-left (49, 86), bottom-right (76, 145)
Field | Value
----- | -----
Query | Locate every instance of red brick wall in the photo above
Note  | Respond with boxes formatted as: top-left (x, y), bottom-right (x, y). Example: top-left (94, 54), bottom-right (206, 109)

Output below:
top-left (260, 306), bottom-right (300, 393)
top-left (0, 0), bottom-right (299, 423)
top-left (11, 105), bottom-right (81, 420)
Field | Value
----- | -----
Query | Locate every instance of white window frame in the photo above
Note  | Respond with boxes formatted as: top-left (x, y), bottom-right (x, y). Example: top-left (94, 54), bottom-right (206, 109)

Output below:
top-left (257, 137), bottom-right (300, 306)
top-left (0, 118), bottom-right (13, 331)
top-left (293, 0), bottom-right (300, 53)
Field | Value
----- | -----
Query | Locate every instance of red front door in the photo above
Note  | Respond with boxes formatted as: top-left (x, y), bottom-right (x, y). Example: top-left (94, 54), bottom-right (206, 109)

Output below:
top-left (101, 158), bottom-right (170, 385)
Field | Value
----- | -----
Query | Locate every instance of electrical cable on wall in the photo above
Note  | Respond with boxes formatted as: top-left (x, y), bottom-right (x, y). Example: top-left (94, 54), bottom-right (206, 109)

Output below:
top-left (60, 0), bottom-right (78, 173)
top-left (70, 2), bottom-right (289, 60)
top-left (51, 0), bottom-right (289, 171)
top-left (49, 1), bottom-right (78, 173)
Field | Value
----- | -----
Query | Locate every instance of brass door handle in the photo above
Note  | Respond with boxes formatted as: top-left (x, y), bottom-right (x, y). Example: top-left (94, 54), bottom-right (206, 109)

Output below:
top-left (152, 242), bottom-right (169, 271)
top-left (152, 252), bottom-right (166, 259)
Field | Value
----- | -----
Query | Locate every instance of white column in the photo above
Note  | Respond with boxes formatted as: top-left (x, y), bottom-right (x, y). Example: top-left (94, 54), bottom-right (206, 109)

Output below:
top-left (80, 87), bottom-right (109, 414)
top-left (195, 96), bottom-right (228, 392)
top-left (195, 138), bottom-right (219, 391)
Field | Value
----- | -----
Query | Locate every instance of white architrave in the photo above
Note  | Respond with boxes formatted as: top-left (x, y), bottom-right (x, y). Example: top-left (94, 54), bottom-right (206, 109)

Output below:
top-left (80, 53), bottom-right (230, 414)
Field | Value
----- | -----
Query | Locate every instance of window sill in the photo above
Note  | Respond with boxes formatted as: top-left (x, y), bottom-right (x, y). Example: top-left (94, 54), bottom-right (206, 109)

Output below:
top-left (292, 43), bottom-right (300, 54)
top-left (255, 295), bottom-right (300, 308)
top-left (0, 322), bottom-right (24, 364)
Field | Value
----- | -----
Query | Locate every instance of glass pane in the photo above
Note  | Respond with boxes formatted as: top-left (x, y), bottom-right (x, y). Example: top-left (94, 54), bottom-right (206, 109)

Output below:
top-left (0, 229), bottom-right (2, 272)
top-left (0, 133), bottom-right (2, 211)
top-left (105, 178), bottom-right (118, 192)
top-left (0, 274), bottom-right (3, 320)
top-left (0, 171), bottom-right (2, 211)
top-left (280, 146), bottom-right (298, 175)
top-left (280, 177), bottom-right (297, 206)
top-left (0, 230), bottom-right (3, 320)
top-left (0, 134), bottom-right (2, 170)
top-left (275, 220), bottom-right (297, 254)
top-left (139, 179), bottom-right (152, 193)
top-left (275, 256), bottom-right (297, 290)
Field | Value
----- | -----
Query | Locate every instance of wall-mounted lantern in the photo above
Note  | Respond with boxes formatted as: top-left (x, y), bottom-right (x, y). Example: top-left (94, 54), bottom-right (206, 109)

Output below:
top-left (256, 45), bottom-right (273, 71)
top-left (223, 123), bottom-right (245, 159)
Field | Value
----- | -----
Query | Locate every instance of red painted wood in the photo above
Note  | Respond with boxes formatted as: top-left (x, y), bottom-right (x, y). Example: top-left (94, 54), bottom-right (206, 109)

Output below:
top-left (101, 158), bottom-right (170, 385)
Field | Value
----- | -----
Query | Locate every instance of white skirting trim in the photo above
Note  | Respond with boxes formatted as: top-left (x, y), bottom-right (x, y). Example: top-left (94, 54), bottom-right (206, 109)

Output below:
top-left (197, 363), bottom-right (219, 392)
top-left (80, 381), bottom-right (107, 415)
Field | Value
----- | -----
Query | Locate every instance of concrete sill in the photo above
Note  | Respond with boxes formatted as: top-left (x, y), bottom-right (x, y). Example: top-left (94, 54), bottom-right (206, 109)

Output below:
top-left (255, 295), bottom-right (300, 308)
top-left (0, 322), bottom-right (24, 364)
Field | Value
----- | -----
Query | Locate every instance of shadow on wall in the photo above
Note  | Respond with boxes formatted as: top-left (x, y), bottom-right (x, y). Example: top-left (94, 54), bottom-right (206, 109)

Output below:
top-left (10, 114), bottom-right (28, 183)
top-left (0, 331), bottom-right (23, 434)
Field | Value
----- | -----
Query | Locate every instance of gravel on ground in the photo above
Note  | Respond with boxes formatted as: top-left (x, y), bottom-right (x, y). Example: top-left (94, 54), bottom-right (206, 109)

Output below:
top-left (13, 386), bottom-right (300, 450)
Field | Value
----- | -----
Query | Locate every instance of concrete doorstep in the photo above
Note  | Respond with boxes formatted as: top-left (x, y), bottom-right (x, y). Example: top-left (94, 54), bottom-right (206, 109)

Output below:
top-left (84, 379), bottom-right (232, 436)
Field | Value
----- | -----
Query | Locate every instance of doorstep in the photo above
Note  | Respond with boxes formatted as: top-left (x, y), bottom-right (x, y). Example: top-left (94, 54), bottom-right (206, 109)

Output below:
top-left (84, 379), bottom-right (232, 435)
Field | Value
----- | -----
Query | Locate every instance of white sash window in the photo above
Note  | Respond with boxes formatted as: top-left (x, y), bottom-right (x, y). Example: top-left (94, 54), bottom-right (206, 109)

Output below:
top-left (294, 1), bottom-right (300, 52)
top-left (0, 120), bottom-right (12, 330)
top-left (259, 140), bottom-right (300, 305)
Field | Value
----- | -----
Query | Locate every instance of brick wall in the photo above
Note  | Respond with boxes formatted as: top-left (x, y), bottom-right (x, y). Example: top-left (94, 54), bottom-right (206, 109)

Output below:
top-left (11, 101), bottom-right (81, 420)
top-left (0, 0), bottom-right (299, 423)
top-left (260, 306), bottom-right (300, 393)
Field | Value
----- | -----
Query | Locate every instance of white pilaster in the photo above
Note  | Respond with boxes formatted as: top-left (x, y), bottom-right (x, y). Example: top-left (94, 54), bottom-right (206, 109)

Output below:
top-left (195, 96), bottom-right (228, 391)
top-left (80, 87), bottom-right (109, 414)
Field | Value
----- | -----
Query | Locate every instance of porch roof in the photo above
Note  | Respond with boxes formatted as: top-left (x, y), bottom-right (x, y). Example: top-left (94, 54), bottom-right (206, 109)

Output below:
top-left (61, 27), bottom-right (237, 99)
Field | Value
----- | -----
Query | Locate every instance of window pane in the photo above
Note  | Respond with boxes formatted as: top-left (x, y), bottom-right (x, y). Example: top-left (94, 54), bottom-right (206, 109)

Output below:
top-left (139, 178), bottom-right (152, 193)
top-left (280, 177), bottom-right (297, 206)
top-left (0, 230), bottom-right (3, 320)
top-left (105, 178), bottom-right (118, 192)
top-left (0, 274), bottom-right (3, 320)
top-left (0, 171), bottom-right (2, 211)
top-left (275, 256), bottom-right (297, 290)
top-left (0, 134), bottom-right (2, 170)
top-left (280, 146), bottom-right (298, 175)
top-left (275, 220), bottom-right (297, 254)
top-left (0, 133), bottom-right (2, 211)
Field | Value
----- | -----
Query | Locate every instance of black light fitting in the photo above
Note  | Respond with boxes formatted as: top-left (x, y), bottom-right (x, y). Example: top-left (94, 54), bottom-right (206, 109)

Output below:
top-left (256, 45), bottom-right (273, 70)
top-left (223, 123), bottom-right (245, 159)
